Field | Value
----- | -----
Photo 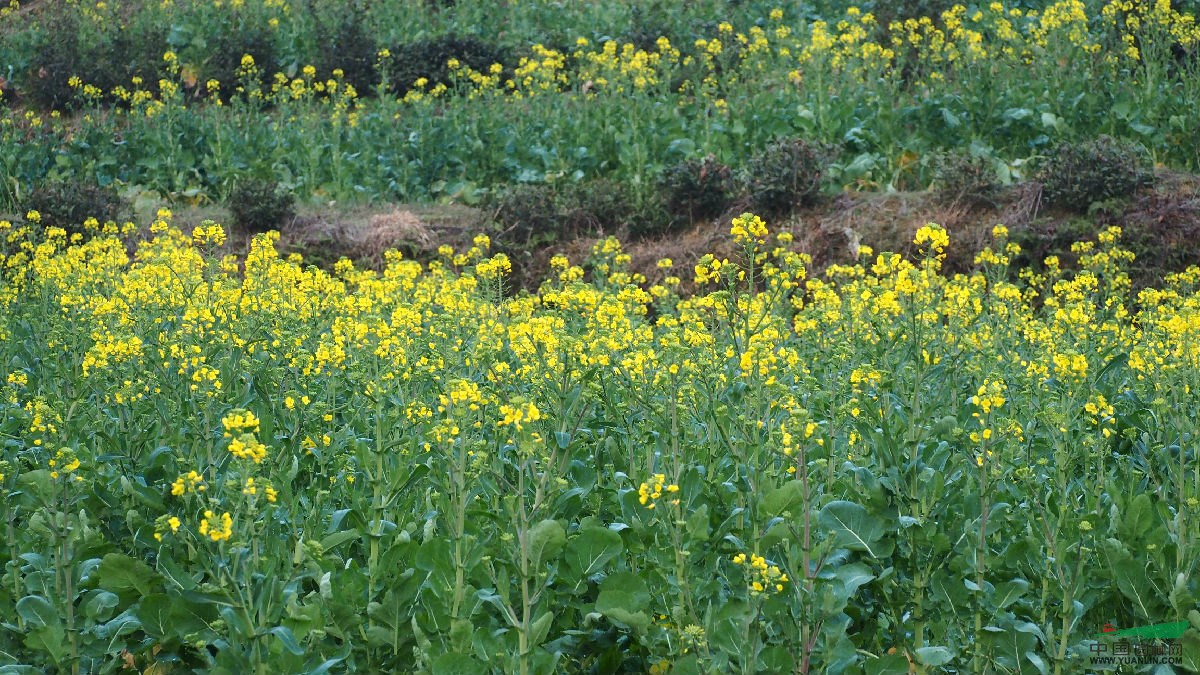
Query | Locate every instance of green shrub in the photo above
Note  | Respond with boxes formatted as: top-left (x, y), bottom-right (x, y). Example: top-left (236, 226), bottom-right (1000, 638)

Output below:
top-left (1039, 136), bottom-right (1154, 214)
top-left (931, 150), bottom-right (1002, 208)
top-left (660, 155), bottom-right (736, 226)
top-left (21, 178), bottom-right (128, 234)
top-left (227, 178), bottom-right (295, 233)
top-left (744, 138), bottom-right (830, 217)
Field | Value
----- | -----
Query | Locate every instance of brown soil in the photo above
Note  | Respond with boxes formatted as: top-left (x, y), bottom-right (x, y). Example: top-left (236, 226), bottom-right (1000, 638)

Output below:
top-left (88, 171), bottom-right (1200, 292)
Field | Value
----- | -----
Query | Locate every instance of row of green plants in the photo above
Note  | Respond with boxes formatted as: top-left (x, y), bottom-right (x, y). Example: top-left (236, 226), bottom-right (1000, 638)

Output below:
top-left (1, 0), bottom-right (1198, 215)
top-left (1, 210), bottom-right (1199, 674)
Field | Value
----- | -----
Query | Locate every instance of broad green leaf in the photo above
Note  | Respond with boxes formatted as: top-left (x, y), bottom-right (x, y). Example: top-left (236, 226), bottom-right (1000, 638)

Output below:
top-left (268, 626), bottom-right (305, 656)
top-left (685, 504), bottom-right (710, 540)
top-left (818, 501), bottom-right (893, 559)
top-left (1120, 493), bottom-right (1155, 541)
top-left (431, 653), bottom-right (481, 675)
top-left (528, 519), bottom-right (567, 568)
top-left (915, 646), bottom-right (954, 666)
top-left (863, 653), bottom-right (911, 675)
top-left (83, 590), bottom-right (120, 622)
top-left (763, 481), bottom-right (803, 516)
top-left (992, 578), bottom-right (1030, 610)
top-left (1103, 539), bottom-right (1159, 620)
top-left (1181, 629), bottom-right (1200, 673)
top-left (15, 596), bottom-right (58, 629)
top-left (563, 526), bottom-right (623, 579)
top-left (529, 610), bottom-right (554, 646)
top-left (596, 572), bottom-right (650, 631)
top-left (97, 553), bottom-right (161, 597)
top-left (24, 625), bottom-right (69, 664)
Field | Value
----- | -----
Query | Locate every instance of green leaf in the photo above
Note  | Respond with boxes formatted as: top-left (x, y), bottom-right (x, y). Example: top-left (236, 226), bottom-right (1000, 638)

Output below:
top-left (915, 646), bottom-right (954, 666)
top-left (529, 610), bottom-right (554, 646)
top-left (24, 625), bottom-right (69, 664)
top-left (528, 519), bottom-right (566, 568)
top-left (1103, 539), bottom-right (1159, 620)
top-left (596, 572), bottom-right (650, 631)
top-left (830, 563), bottom-right (875, 603)
top-left (97, 553), bottom-right (161, 597)
top-left (1025, 650), bottom-right (1049, 675)
top-left (563, 526), bottom-right (623, 579)
top-left (268, 626), bottom-right (305, 656)
top-left (1120, 493), bottom-right (1154, 542)
top-left (1181, 629), bottom-right (1200, 672)
top-left (431, 652), bottom-right (482, 675)
top-left (83, 590), bottom-right (120, 621)
top-left (992, 578), bottom-right (1030, 609)
top-left (763, 481), bottom-right (803, 516)
top-left (818, 501), bottom-right (893, 559)
top-left (863, 653), bottom-right (911, 675)
top-left (685, 504), bottom-right (710, 540)
top-left (16, 596), bottom-right (58, 629)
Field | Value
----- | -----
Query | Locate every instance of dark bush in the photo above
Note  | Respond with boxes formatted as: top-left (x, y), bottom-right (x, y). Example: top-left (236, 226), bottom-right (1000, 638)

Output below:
top-left (25, 5), bottom-right (167, 110)
top-left (660, 155), bottom-right (736, 226)
top-left (199, 23), bottom-right (281, 99)
top-left (494, 184), bottom-right (562, 247)
top-left (22, 178), bottom-right (129, 234)
top-left (932, 150), bottom-right (1002, 208)
top-left (494, 179), bottom-right (656, 246)
top-left (227, 178), bottom-right (295, 233)
top-left (560, 179), bottom-right (645, 234)
top-left (744, 138), bottom-right (831, 217)
top-left (384, 34), bottom-right (509, 95)
top-left (313, 7), bottom-right (379, 94)
top-left (1039, 136), bottom-right (1154, 214)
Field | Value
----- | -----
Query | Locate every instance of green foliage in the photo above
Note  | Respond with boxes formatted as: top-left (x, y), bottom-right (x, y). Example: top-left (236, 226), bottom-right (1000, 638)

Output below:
top-left (1039, 136), bottom-right (1155, 214)
top-left (227, 177), bottom-right (295, 233)
top-left (744, 138), bottom-right (831, 217)
top-left (21, 178), bottom-right (128, 233)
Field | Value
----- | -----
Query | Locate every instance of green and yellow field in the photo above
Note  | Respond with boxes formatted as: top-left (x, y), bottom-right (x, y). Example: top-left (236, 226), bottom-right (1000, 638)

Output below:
top-left (2, 210), bottom-right (1199, 673)
top-left (3, 0), bottom-right (1200, 673)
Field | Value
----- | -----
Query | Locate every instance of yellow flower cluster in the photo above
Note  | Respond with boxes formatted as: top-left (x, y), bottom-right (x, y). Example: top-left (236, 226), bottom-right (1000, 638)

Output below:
top-left (914, 223), bottom-right (951, 255)
top-left (48, 447), bottom-right (82, 481)
top-left (228, 434), bottom-right (268, 464)
top-left (170, 470), bottom-right (206, 496)
top-left (732, 552), bottom-right (788, 595)
top-left (222, 410), bottom-right (261, 436)
top-left (730, 213), bottom-right (769, 246)
top-left (198, 510), bottom-right (234, 542)
top-left (153, 515), bottom-right (182, 541)
top-left (637, 473), bottom-right (680, 509)
top-left (242, 476), bottom-right (278, 503)
top-left (970, 378), bottom-right (1007, 414)
top-left (497, 401), bottom-right (542, 431)
top-left (191, 222), bottom-right (226, 246)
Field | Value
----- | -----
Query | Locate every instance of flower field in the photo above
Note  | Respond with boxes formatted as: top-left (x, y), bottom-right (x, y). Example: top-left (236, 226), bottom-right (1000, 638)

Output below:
top-left (1, 0), bottom-right (1199, 210)
top-left (1, 209), bottom-right (1199, 674)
